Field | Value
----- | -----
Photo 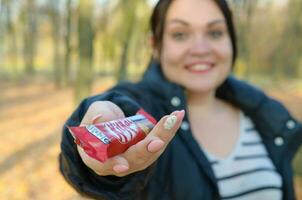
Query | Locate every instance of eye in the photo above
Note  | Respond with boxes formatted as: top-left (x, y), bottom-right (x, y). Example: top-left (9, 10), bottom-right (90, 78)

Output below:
top-left (171, 32), bottom-right (189, 41)
top-left (208, 30), bottom-right (224, 39)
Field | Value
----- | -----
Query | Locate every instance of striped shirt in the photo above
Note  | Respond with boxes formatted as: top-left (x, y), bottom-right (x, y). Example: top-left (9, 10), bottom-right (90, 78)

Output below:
top-left (204, 112), bottom-right (283, 200)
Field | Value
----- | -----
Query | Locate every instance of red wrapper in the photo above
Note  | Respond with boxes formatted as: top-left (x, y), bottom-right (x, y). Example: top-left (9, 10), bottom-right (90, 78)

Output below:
top-left (68, 109), bottom-right (157, 162)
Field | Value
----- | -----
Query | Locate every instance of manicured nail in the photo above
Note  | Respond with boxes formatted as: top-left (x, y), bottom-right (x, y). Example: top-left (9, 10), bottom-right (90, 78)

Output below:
top-left (92, 114), bottom-right (103, 124)
top-left (113, 164), bottom-right (128, 173)
top-left (164, 113), bottom-right (178, 130)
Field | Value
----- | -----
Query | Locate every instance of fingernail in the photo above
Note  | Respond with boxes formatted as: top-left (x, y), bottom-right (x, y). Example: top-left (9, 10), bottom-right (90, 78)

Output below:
top-left (92, 114), bottom-right (103, 124)
top-left (147, 140), bottom-right (165, 153)
top-left (113, 165), bottom-right (128, 173)
top-left (164, 113), bottom-right (178, 130)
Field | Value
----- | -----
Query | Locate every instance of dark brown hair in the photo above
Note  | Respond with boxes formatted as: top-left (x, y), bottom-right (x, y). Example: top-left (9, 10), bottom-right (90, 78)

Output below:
top-left (150, 0), bottom-right (237, 65)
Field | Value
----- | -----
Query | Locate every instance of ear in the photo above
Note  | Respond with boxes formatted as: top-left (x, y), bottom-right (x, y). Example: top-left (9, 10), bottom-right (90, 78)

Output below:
top-left (149, 33), bottom-right (155, 47)
top-left (152, 49), bottom-right (160, 60)
top-left (149, 35), bottom-right (160, 60)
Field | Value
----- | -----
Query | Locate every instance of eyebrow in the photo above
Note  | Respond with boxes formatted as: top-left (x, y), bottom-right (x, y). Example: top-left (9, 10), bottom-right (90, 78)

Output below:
top-left (208, 19), bottom-right (225, 27)
top-left (167, 18), bottom-right (225, 27)
top-left (168, 19), bottom-right (190, 26)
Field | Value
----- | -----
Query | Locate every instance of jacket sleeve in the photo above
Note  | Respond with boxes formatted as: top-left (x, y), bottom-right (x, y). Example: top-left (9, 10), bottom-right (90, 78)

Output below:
top-left (59, 90), bottom-right (154, 200)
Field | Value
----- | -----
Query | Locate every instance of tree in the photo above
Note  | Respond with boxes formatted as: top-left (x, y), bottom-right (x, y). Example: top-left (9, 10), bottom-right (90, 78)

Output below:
top-left (0, 0), bottom-right (19, 79)
top-left (271, 0), bottom-right (302, 78)
top-left (0, 0), bottom-right (4, 71)
top-left (230, 0), bottom-right (259, 79)
top-left (116, 0), bottom-right (138, 81)
top-left (49, 0), bottom-right (64, 88)
top-left (21, 0), bottom-right (38, 75)
top-left (97, 1), bottom-right (116, 76)
top-left (81, 0), bottom-right (150, 82)
top-left (109, 0), bottom-right (150, 81)
top-left (74, 0), bottom-right (95, 102)
top-left (63, 0), bottom-right (74, 86)
top-left (6, 0), bottom-right (18, 77)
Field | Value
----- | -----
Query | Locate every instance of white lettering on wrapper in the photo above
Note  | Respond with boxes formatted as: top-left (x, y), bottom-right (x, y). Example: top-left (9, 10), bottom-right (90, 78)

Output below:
top-left (86, 125), bottom-right (111, 144)
top-left (103, 119), bottom-right (138, 144)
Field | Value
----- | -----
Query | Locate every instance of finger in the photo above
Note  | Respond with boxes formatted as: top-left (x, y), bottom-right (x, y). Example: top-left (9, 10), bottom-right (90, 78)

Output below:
top-left (100, 154), bottom-right (130, 175)
top-left (134, 110), bottom-right (185, 154)
top-left (146, 139), bottom-right (165, 153)
top-left (123, 110), bottom-right (185, 163)
top-left (111, 156), bottom-right (129, 174)
top-left (81, 101), bottom-right (125, 125)
top-left (77, 145), bottom-right (107, 175)
top-left (77, 145), bottom-right (130, 176)
top-left (147, 110), bottom-right (185, 143)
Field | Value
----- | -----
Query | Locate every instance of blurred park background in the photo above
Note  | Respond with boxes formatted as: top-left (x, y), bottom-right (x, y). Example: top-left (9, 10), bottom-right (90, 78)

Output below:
top-left (0, 0), bottom-right (302, 199)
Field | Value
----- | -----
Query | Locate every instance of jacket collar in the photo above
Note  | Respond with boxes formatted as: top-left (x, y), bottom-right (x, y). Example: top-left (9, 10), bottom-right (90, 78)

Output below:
top-left (142, 60), bottom-right (185, 101)
top-left (141, 60), bottom-right (300, 189)
top-left (142, 60), bottom-right (293, 138)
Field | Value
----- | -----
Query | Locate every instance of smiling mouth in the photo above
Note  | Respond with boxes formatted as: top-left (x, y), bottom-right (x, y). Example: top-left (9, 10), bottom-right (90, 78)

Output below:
top-left (186, 64), bottom-right (213, 73)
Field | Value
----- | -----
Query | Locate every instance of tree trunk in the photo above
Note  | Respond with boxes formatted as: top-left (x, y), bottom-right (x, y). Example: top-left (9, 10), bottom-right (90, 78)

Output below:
top-left (49, 0), bottom-right (63, 89)
top-left (64, 0), bottom-right (73, 86)
top-left (272, 0), bottom-right (302, 79)
top-left (0, 0), bottom-right (10, 75)
top-left (6, 2), bottom-right (18, 78)
top-left (74, 0), bottom-right (94, 103)
top-left (23, 0), bottom-right (37, 76)
top-left (0, 0), bottom-right (4, 69)
top-left (232, 0), bottom-right (258, 79)
top-left (117, 0), bottom-right (137, 81)
top-left (117, 19), bottom-right (135, 81)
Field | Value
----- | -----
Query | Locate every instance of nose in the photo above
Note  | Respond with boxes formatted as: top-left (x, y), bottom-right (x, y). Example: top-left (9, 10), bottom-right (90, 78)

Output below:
top-left (188, 34), bottom-right (211, 56)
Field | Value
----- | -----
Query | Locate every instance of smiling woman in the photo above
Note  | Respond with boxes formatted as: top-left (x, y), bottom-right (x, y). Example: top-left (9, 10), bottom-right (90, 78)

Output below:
top-left (159, 0), bottom-right (233, 94)
top-left (59, 0), bottom-right (302, 199)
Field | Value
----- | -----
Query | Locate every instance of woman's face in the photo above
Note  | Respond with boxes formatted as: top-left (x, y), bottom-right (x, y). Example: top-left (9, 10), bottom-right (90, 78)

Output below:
top-left (159, 0), bottom-right (233, 94)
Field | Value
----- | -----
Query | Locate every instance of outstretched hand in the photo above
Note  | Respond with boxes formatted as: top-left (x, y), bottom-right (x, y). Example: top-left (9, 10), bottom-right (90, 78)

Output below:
top-left (77, 101), bottom-right (185, 177)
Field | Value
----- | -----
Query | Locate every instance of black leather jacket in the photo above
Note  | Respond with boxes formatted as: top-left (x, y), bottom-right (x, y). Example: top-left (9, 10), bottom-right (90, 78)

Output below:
top-left (59, 61), bottom-right (302, 200)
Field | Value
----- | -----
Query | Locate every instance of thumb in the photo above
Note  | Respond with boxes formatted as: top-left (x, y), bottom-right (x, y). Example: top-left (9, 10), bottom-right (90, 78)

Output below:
top-left (81, 101), bottom-right (125, 125)
top-left (135, 110), bottom-right (185, 153)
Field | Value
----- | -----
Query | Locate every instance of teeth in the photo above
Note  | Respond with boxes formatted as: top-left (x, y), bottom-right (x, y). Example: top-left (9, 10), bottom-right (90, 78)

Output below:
top-left (190, 64), bottom-right (211, 71)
